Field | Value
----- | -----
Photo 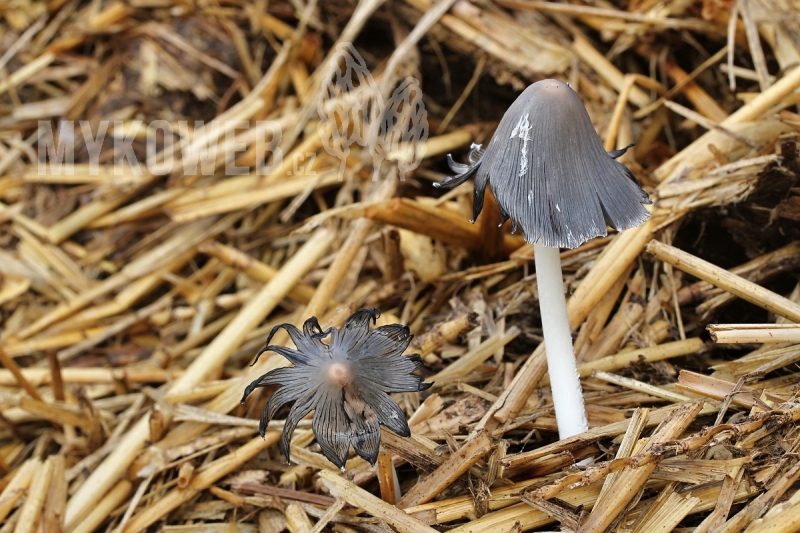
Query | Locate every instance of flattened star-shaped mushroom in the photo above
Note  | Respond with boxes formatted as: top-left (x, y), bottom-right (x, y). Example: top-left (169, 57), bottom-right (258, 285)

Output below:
top-left (241, 308), bottom-right (431, 470)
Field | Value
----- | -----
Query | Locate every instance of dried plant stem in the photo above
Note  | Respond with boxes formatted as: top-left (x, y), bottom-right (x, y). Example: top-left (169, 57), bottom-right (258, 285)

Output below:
top-left (46, 183), bottom-right (153, 244)
top-left (647, 240), bottom-right (800, 323)
top-left (438, 55), bottom-right (486, 134)
top-left (677, 370), bottom-right (786, 407)
top-left (535, 243), bottom-right (588, 439)
top-left (695, 465), bottom-right (747, 533)
top-left (655, 63), bottom-right (800, 183)
top-left (502, 400), bottom-right (714, 470)
top-left (18, 397), bottom-right (97, 430)
top-left (198, 239), bottom-right (317, 303)
top-left (89, 188), bottom-right (185, 228)
top-left (429, 327), bottom-right (520, 384)
top-left (580, 302), bottom-right (644, 362)
top-left (665, 62), bottom-right (728, 122)
top-left (305, 175), bottom-right (396, 317)
top-left (0, 458), bottom-right (38, 523)
top-left (0, 367), bottom-right (180, 386)
top-left (739, 0), bottom-right (770, 92)
top-left (41, 455), bottom-right (66, 532)
top-left (306, 219), bottom-right (374, 317)
top-left (747, 481), bottom-right (800, 533)
top-left (633, 490), bottom-right (702, 533)
top-left (365, 198), bottom-right (525, 255)
top-left (411, 312), bottom-right (476, 357)
top-left (57, 293), bottom-right (173, 362)
top-left (572, 402), bottom-right (702, 533)
top-left (397, 429), bottom-right (493, 508)
top-left (444, 475), bottom-right (754, 532)
top-left (716, 460), bottom-right (800, 533)
top-left (482, 343), bottom-right (546, 428)
top-left (308, 497), bottom-right (346, 533)
top-left (376, 452), bottom-right (399, 504)
top-left (149, 315), bottom-right (307, 453)
top-left (664, 100), bottom-right (756, 148)
top-left (71, 481), bottom-right (132, 533)
top-left (592, 371), bottom-right (694, 404)
top-left (678, 241), bottom-right (800, 308)
top-left (4, 0), bottom-right (800, 529)
top-left (749, 346), bottom-right (800, 376)
top-left (634, 46), bottom-right (729, 120)
top-left (604, 74), bottom-right (636, 151)
top-left (121, 435), bottom-right (274, 533)
top-left (0, 52), bottom-right (54, 94)
top-left (0, 16), bottom-right (46, 70)
top-left (285, 503), bottom-right (314, 533)
top-left (172, 228), bottom-right (334, 391)
top-left (318, 470), bottom-right (440, 533)
top-left (596, 408), bottom-right (649, 505)
top-left (168, 173), bottom-right (341, 223)
top-left (0, 347), bottom-right (42, 401)
top-left (13, 455), bottom-right (54, 533)
top-left (568, 214), bottom-right (661, 328)
top-left (378, 0), bottom-right (460, 96)
top-left (566, 337), bottom-right (705, 382)
top-left (280, 0), bottom-right (384, 153)
top-left (18, 218), bottom-right (218, 339)
top-left (572, 36), bottom-right (650, 109)
top-left (707, 324), bottom-right (800, 343)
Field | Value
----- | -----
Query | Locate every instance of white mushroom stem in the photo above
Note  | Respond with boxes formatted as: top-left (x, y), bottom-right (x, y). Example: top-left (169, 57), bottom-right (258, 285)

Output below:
top-left (534, 243), bottom-right (588, 439)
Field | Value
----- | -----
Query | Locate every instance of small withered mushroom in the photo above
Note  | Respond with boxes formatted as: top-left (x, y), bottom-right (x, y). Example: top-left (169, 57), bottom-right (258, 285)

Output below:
top-left (436, 79), bottom-right (651, 439)
top-left (241, 308), bottom-right (431, 470)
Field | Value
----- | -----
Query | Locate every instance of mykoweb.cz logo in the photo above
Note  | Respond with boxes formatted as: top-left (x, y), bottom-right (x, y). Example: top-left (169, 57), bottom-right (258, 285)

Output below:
top-left (36, 119), bottom-right (284, 177)
top-left (36, 43), bottom-right (429, 180)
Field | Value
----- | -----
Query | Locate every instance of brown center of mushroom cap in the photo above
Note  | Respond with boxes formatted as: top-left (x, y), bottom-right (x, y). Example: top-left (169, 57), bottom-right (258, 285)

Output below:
top-left (325, 361), bottom-right (353, 386)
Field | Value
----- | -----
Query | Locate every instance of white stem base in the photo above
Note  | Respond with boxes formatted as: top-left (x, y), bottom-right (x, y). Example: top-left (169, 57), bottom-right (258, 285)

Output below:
top-left (534, 243), bottom-right (588, 439)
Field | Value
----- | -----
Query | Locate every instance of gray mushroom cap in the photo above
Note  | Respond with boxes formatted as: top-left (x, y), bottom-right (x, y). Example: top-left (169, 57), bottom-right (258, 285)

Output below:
top-left (436, 79), bottom-right (651, 249)
top-left (241, 308), bottom-right (431, 470)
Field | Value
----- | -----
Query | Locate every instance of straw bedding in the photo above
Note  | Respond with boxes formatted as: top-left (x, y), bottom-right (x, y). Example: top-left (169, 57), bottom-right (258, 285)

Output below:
top-left (0, 0), bottom-right (799, 531)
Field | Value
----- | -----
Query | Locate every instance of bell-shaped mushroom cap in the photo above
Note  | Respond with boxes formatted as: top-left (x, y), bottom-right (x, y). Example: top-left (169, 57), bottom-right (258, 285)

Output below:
top-left (472, 79), bottom-right (651, 249)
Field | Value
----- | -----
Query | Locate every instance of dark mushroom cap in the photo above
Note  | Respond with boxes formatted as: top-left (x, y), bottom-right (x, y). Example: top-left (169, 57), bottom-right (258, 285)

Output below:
top-left (436, 79), bottom-right (651, 249)
top-left (241, 308), bottom-right (431, 470)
